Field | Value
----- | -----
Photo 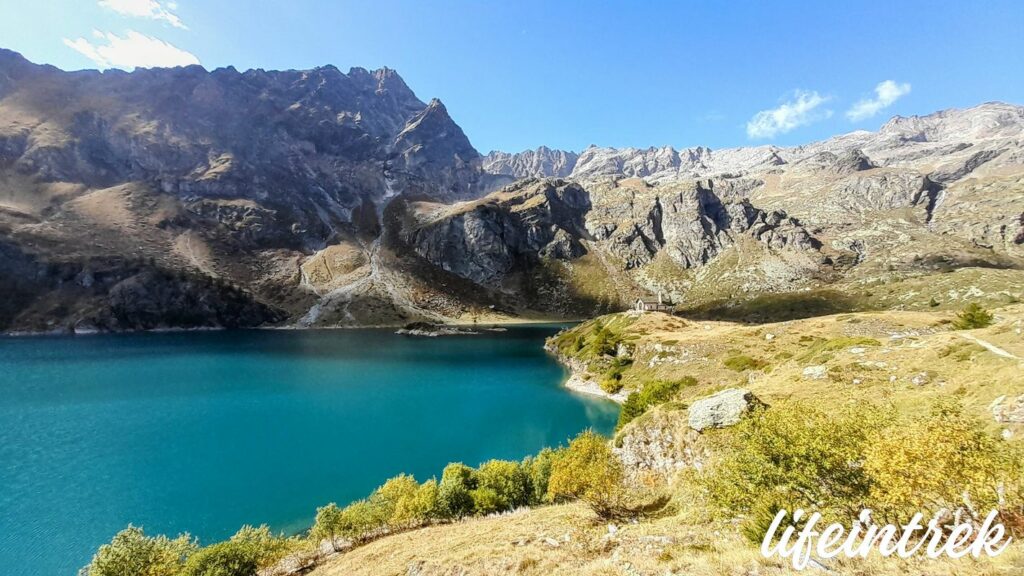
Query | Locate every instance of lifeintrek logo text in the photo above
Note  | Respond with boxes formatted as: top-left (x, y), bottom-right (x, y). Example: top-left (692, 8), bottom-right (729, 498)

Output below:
top-left (762, 508), bottom-right (1011, 570)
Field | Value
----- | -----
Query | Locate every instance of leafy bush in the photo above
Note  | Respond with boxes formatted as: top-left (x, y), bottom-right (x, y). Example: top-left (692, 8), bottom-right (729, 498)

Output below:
top-left (722, 354), bottom-right (767, 372)
top-left (81, 526), bottom-right (196, 576)
top-left (182, 541), bottom-right (258, 576)
top-left (311, 503), bottom-right (345, 551)
top-left (616, 377), bottom-right (695, 431)
top-left (437, 463), bottom-right (476, 518)
top-left (587, 321), bottom-right (622, 358)
top-left (548, 430), bottom-right (625, 518)
top-left (953, 303), bottom-right (994, 329)
top-left (390, 479), bottom-right (439, 527)
top-left (470, 487), bottom-right (503, 515)
top-left (600, 356), bottom-right (633, 393)
top-left (368, 474), bottom-right (441, 528)
top-left (523, 447), bottom-right (561, 505)
top-left (337, 499), bottom-right (388, 539)
top-left (704, 402), bottom-right (892, 519)
top-left (473, 460), bottom-right (531, 513)
top-left (864, 399), bottom-right (1023, 520)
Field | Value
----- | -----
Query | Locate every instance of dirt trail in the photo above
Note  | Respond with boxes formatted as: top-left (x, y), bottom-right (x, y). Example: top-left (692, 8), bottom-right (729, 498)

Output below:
top-left (959, 333), bottom-right (1022, 361)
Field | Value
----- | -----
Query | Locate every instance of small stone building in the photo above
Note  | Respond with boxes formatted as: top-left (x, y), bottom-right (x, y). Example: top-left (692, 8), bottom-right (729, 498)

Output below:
top-left (635, 292), bottom-right (673, 313)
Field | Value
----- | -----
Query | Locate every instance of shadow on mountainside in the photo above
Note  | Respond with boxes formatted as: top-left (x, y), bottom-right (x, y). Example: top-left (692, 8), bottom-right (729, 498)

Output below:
top-left (679, 289), bottom-right (864, 324)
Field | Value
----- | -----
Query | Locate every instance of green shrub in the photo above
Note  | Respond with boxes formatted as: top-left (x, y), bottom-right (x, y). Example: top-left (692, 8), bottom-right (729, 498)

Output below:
top-left (437, 463), bottom-right (476, 518)
top-left (616, 377), bottom-right (695, 431)
top-left (523, 447), bottom-right (561, 505)
top-left (337, 499), bottom-right (388, 539)
top-left (953, 303), bottom-right (994, 329)
top-left (588, 322), bottom-right (621, 357)
top-left (182, 541), bottom-right (258, 576)
top-left (473, 460), bottom-right (531, 512)
top-left (182, 542), bottom-right (254, 576)
top-left (600, 356), bottom-right (633, 393)
top-left (722, 354), bottom-right (767, 372)
top-left (547, 430), bottom-right (625, 519)
top-left (470, 487), bottom-right (503, 515)
top-left (391, 479), bottom-right (439, 527)
top-left (311, 503), bottom-right (345, 550)
top-left (864, 399), bottom-right (1023, 519)
top-left (704, 402), bottom-right (892, 518)
top-left (81, 526), bottom-right (196, 576)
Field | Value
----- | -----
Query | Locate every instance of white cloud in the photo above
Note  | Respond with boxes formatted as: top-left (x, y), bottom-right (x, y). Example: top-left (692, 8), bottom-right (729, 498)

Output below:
top-left (99, 0), bottom-right (186, 29)
top-left (63, 30), bottom-right (200, 70)
top-left (846, 80), bottom-right (911, 122)
top-left (746, 90), bottom-right (833, 139)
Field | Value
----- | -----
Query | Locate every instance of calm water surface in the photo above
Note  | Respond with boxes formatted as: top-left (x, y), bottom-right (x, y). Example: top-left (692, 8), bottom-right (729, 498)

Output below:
top-left (0, 326), bottom-right (618, 575)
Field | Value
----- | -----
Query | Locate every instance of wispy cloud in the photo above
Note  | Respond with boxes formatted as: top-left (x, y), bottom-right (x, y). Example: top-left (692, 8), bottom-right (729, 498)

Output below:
top-left (846, 80), bottom-right (911, 122)
top-left (99, 0), bottom-right (186, 29)
top-left (746, 90), bottom-right (832, 139)
top-left (63, 30), bottom-right (200, 69)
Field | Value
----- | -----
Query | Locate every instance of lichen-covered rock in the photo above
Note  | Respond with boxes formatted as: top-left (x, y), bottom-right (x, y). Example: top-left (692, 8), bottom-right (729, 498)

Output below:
top-left (802, 365), bottom-right (828, 380)
top-left (614, 407), bottom-right (707, 484)
top-left (687, 388), bottom-right (763, 432)
top-left (990, 395), bottom-right (1024, 423)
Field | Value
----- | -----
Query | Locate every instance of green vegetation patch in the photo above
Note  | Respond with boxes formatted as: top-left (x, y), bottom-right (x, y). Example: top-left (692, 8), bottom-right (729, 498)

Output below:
top-left (617, 377), bottom-right (697, 431)
top-left (722, 353), bottom-right (768, 372)
top-left (797, 336), bottom-right (881, 363)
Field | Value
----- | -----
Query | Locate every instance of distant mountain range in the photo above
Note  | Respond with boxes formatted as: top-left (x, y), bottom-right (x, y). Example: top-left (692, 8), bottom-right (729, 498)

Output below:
top-left (0, 48), bottom-right (1021, 332)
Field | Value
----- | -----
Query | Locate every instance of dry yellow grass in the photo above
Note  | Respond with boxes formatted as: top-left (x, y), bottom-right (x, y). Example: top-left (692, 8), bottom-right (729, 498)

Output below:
top-left (563, 303), bottom-right (1024, 429)
top-left (308, 502), bottom-right (1024, 576)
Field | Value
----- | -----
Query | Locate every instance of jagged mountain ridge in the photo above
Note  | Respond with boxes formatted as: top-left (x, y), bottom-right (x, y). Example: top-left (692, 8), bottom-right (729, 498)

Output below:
top-left (0, 49), bottom-right (500, 331)
top-left (0, 47), bottom-right (1021, 331)
top-left (483, 102), bottom-right (1024, 183)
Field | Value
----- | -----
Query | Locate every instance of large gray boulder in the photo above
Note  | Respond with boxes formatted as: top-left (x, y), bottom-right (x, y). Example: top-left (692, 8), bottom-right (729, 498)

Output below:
top-left (687, 388), bottom-right (763, 432)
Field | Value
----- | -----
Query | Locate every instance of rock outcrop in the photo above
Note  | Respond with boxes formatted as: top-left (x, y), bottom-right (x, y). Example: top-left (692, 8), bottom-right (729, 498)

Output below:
top-left (403, 179), bottom-right (591, 284)
top-left (687, 388), bottom-right (763, 432)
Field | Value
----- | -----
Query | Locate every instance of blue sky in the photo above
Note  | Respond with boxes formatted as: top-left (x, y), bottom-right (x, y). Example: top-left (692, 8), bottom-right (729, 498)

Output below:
top-left (2, 1), bottom-right (1022, 153)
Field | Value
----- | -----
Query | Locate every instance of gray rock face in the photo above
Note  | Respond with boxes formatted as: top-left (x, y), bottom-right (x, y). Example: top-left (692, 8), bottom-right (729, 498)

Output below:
top-left (483, 103), bottom-right (1024, 264)
top-left (482, 146), bottom-right (579, 179)
top-left (404, 179), bottom-right (590, 284)
top-left (0, 48), bottom-right (489, 250)
top-left (401, 176), bottom-right (820, 287)
top-left (0, 49), bottom-right (498, 331)
top-left (614, 407), bottom-right (706, 483)
top-left (991, 395), bottom-right (1024, 423)
top-left (687, 388), bottom-right (763, 432)
top-left (586, 180), bottom-right (818, 270)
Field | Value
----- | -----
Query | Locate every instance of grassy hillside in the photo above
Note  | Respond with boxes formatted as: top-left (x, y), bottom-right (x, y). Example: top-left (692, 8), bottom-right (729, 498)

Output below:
top-left (548, 299), bottom-right (1024, 424)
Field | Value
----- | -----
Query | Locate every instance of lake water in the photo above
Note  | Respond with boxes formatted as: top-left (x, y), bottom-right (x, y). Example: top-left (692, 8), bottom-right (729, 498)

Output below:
top-left (0, 326), bottom-right (618, 575)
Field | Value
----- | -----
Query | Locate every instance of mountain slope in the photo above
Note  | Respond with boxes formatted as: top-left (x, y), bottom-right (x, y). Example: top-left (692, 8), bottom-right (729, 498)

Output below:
top-left (0, 47), bottom-right (1021, 331)
top-left (0, 49), bottom-right (503, 331)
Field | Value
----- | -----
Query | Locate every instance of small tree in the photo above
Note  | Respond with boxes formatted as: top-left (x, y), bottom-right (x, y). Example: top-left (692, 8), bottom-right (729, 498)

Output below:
top-left (81, 525), bottom-right (196, 576)
top-left (524, 447), bottom-right (562, 505)
top-left (616, 377), bottom-right (694, 431)
top-left (437, 463), bottom-right (476, 518)
top-left (474, 460), bottom-right (531, 512)
top-left (311, 504), bottom-right (345, 551)
top-left (181, 541), bottom-right (257, 576)
top-left (391, 479), bottom-right (440, 527)
top-left (953, 303), bottom-right (994, 329)
top-left (547, 430), bottom-right (626, 518)
top-left (337, 500), bottom-right (388, 540)
top-left (372, 474), bottom-right (422, 528)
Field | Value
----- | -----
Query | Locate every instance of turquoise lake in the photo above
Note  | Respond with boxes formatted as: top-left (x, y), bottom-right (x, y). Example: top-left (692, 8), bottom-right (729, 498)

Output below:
top-left (0, 326), bottom-right (618, 576)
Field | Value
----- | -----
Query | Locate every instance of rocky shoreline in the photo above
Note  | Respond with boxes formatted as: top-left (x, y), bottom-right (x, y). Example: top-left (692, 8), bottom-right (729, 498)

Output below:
top-left (543, 342), bottom-right (628, 404)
